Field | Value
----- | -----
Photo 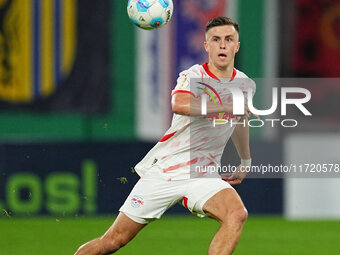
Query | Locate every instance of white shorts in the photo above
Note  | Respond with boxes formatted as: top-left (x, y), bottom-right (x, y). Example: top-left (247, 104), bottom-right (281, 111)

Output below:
top-left (119, 177), bottom-right (233, 224)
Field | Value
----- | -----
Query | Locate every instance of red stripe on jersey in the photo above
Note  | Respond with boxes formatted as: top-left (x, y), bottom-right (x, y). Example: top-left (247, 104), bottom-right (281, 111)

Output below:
top-left (163, 158), bottom-right (199, 173)
top-left (230, 68), bottom-right (237, 82)
top-left (205, 161), bottom-right (216, 167)
top-left (200, 69), bottom-right (204, 80)
top-left (202, 62), bottom-right (220, 81)
top-left (171, 90), bottom-right (196, 98)
top-left (159, 131), bottom-right (177, 142)
top-left (183, 197), bottom-right (189, 209)
top-left (202, 62), bottom-right (237, 82)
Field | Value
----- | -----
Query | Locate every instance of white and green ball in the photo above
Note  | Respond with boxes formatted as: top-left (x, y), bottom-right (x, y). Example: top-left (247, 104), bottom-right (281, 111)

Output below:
top-left (127, 0), bottom-right (174, 30)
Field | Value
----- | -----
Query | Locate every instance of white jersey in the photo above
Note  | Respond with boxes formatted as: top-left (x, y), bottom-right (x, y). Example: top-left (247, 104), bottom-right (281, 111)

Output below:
top-left (135, 63), bottom-right (256, 181)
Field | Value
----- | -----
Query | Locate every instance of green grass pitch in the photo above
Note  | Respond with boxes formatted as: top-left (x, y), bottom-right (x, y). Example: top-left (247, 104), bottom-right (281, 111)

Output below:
top-left (1, 216), bottom-right (340, 254)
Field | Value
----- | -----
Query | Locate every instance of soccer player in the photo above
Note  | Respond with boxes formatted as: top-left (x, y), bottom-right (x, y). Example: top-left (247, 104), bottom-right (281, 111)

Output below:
top-left (75, 16), bottom-right (258, 255)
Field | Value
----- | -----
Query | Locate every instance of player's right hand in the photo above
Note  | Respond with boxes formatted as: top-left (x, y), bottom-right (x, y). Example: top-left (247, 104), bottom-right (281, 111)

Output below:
top-left (221, 165), bottom-right (248, 185)
top-left (243, 105), bottom-right (260, 119)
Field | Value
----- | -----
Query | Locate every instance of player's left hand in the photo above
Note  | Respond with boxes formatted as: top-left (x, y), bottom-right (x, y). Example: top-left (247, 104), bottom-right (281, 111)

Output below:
top-left (221, 165), bottom-right (248, 185)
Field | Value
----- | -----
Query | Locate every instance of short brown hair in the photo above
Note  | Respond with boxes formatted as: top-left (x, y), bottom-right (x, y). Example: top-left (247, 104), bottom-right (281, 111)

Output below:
top-left (205, 16), bottom-right (239, 34)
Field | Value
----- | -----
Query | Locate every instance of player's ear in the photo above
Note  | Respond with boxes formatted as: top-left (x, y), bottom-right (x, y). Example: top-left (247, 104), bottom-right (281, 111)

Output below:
top-left (204, 41), bottom-right (208, 52)
top-left (235, 42), bottom-right (240, 53)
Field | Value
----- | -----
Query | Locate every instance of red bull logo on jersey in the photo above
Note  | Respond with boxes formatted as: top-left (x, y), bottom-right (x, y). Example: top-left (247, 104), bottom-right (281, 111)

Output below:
top-left (205, 112), bottom-right (239, 123)
top-left (131, 195), bottom-right (144, 208)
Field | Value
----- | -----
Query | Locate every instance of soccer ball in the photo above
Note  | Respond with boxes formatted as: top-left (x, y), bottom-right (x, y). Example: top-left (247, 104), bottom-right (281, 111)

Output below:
top-left (127, 0), bottom-right (174, 30)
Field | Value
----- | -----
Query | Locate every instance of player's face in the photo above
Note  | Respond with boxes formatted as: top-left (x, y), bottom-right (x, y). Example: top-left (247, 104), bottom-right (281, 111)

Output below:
top-left (204, 25), bottom-right (240, 70)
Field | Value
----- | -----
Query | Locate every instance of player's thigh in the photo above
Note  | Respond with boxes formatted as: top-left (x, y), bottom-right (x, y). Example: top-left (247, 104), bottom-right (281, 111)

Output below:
top-left (101, 212), bottom-right (146, 244)
top-left (182, 178), bottom-right (233, 217)
top-left (203, 188), bottom-right (247, 223)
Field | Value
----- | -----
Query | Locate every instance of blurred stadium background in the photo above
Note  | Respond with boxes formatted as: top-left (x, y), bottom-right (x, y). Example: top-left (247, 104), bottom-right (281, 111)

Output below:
top-left (0, 0), bottom-right (340, 254)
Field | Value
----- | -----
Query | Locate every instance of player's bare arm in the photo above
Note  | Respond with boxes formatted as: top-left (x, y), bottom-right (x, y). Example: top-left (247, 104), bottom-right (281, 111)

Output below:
top-left (231, 117), bottom-right (250, 160)
top-left (172, 92), bottom-right (259, 119)
top-left (172, 92), bottom-right (234, 116)
top-left (222, 117), bottom-right (251, 185)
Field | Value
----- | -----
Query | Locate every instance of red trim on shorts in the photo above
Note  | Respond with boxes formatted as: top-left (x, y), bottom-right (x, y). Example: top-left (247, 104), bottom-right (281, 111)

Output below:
top-left (171, 90), bottom-right (196, 98)
top-left (159, 131), bottom-right (177, 142)
top-left (183, 197), bottom-right (189, 209)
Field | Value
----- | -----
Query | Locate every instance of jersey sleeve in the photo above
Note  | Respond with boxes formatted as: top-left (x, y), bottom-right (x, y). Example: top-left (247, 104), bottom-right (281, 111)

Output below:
top-left (244, 79), bottom-right (256, 106)
top-left (171, 67), bottom-right (201, 98)
top-left (249, 79), bottom-right (256, 97)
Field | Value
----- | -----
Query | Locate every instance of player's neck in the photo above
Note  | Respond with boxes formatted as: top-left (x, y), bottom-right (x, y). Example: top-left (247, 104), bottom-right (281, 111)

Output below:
top-left (207, 62), bottom-right (234, 79)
